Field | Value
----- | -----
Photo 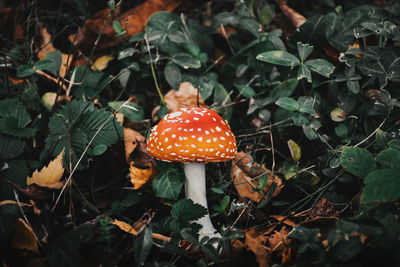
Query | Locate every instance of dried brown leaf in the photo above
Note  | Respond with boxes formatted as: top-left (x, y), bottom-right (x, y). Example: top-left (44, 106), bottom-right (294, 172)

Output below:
top-left (113, 219), bottom-right (171, 241)
top-left (0, 200), bottom-right (33, 207)
top-left (124, 128), bottom-right (157, 189)
top-left (231, 152), bottom-right (283, 202)
top-left (164, 82), bottom-right (207, 111)
top-left (245, 228), bottom-right (270, 267)
top-left (275, 0), bottom-right (306, 28)
top-left (37, 27), bottom-right (73, 78)
top-left (71, 0), bottom-right (181, 51)
top-left (11, 218), bottom-right (39, 253)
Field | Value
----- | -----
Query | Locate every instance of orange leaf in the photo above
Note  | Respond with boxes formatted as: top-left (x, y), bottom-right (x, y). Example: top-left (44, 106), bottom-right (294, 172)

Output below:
top-left (113, 219), bottom-right (139, 236)
top-left (11, 218), bottom-right (39, 253)
top-left (231, 152), bottom-right (283, 202)
top-left (91, 55), bottom-right (114, 71)
top-left (27, 151), bottom-right (64, 187)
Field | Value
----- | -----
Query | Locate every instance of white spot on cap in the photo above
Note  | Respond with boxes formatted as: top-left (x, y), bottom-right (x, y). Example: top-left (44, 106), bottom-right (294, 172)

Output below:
top-left (167, 145), bottom-right (172, 149)
top-left (169, 111), bottom-right (182, 119)
top-left (212, 117), bottom-right (216, 121)
top-left (191, 144), bottom-right (196, 148)
top-left (219, 144), bottom-right (224, 148)
top-left (189, 128), bottom-right (194, 131)
top-left (193, 117), bottom-right (199, 121)
top-left (205, 130), bottom-right (210, 135)
top-left (164, 138), bottom-right (168, 142)
top-left (213, 137), bottom-right (217, 142)
top-left (198, 137), bottom-right (203, 142)
top-left (197, 128), bottom-right (202, 131)
top-left (206, 139), bottom-right (211, 143)
top-left (216, 126), bottom-right (221, 132)
top-left (220, 137), bottom-right (225, 140)
top-left (170, 152), bottom-right (176, 155)
top-left (172, 134), bottom-right (176, 138)
top-left (226, 132), bottom-right (230, 136)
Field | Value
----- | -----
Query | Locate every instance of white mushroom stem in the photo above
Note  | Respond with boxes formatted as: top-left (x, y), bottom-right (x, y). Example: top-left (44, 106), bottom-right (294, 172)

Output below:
top-left (184, 163), bottom-right (221, 239)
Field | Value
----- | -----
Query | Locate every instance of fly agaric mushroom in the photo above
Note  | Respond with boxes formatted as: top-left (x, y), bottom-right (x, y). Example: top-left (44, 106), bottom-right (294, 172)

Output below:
top-left (147, 107), bottom-right (236, 238)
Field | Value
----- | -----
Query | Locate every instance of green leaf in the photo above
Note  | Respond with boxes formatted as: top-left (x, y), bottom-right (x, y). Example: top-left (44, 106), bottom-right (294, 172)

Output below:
top-left (44, 100), bottom-right (122, 169)
top-left (305, 59), bottom-right (335, 77)
top-left (0, 98), bottom-right (31, 126)
top-left (256, 51), bottom-right (300, 67)
top-left (108, 101), bottom-right (144, 122)
top-left (171, 199), bottom-right (207, 221)
top-left (0, 134), bottom-right (25, 160)
top-left (152, 168), bottom-right (185, 200)
top-left (297, 42), bottom-right (313, 62)
top-left (0, 116), bottom-right (35, 137)
top-left (270, 78), bottom-right (299, 99)
top-left (34, 50), bottom-right (62, 76)
top-left (172, 53), bottom-right (201, 69)
top-left (388, 140), bottom-right (400, 150)
top-left (235, 85), bottom-right (256, 98)
top-left (164, 61), bottom-right (181, 89)
top-left (340, 147), bottom-right (376, 178)
top-left (16, 65), bottom-right (35, 77)
top-left (361, 169), bottom-right (400, 204)
top-left (275, 97), bottom-right (299, 111)
top-left (134, 226), bottom-right (153, 267)
top-left (112, 20), bottom-right (126, 36)
top-left (297, 64), bottom-right (312, 82)
top-left (376, 148), bottom-right (400, 169)
top-left (89, 144), bottom-right (108, 156)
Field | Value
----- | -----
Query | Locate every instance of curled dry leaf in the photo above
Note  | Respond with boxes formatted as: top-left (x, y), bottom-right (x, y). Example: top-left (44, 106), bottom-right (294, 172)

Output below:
top-left (27, 150), bottom-right (65, 188)
top-left (267, 226), bottom-right (293, 265)
top-left (164, 82), bottom-right (207, 111)
top-left (113, 219), bottom-right (171, 242)
top-left (91, 55), bottom-right (114, 71)
top-left (275, 0), bottom-right (306, 28)
top-left (70, 0), bottom-right (181, 51)
top-left (245, 228), bottom-right (271, 267)
top-left (0, 200), bottom-right (33, 207)
top-left (124, 128), bottom-right (157, 189)
top-left (11, 218), bottom-right (39, 253)
top-left (231, 152), bottom-right (283, 203)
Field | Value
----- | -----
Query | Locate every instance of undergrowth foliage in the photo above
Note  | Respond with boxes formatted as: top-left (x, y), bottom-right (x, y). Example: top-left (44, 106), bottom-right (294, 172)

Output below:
top-left (0, 0), bottom-right (400, 266)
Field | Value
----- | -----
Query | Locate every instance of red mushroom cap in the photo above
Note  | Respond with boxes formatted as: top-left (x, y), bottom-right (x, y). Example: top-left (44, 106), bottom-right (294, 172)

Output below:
top-left (147, 107), bottom-right (237, 163)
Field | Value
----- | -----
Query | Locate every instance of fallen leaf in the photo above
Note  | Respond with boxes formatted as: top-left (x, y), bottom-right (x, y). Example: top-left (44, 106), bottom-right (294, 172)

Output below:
top-left (91, 55), bottom-right (114, 71)
top-left (124, 128), bottom-right (157, 189)
top-left (275, 0), bottom-right (306, 28)
top-left (231, 152), bottom-right (283, 202)
top-left (41, 92), bottom-right (71, 111)
top-left (306, 197), bottom-right (340, 222)
top-left (37, 26), bottom-right (72, 78)
top-left (164, 82), bottom-right (207, 111)
top-left (287, 139), bottom-right (301, 162)
top-left (70, 0), bottom-right (181, 51)
top-left (27, 151), bottom-right (64, 187)
top-left (270, 215), bottom-right (297, 227)
top-left (245, 228), bottom-right (270, 267)
top-left (124, 128), bottom-right (145, 162)
top-left (11, 218), bottom-right (39, 253)
top-left (0, 200), bottom-right (33, 207)
top-left (113, 219), bottom-right (138, 235)
top-left (113, 219), bottom-right (171, 242)
top-left (267, 226), bottom-right (293, 265)
top-left (348, 42), bottom-right (362, 59)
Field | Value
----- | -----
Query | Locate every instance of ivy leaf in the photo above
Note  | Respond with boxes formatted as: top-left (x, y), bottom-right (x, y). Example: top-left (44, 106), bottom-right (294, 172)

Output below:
top-left (172, 53), bottom-right (201, 69)
top-left (275, 97), bottom-right (299, 111)
top-left (305, 59), bottom-right (335, 77)
top-left (164, 61), bottom-right (181, 89)
top-left (361, 169), bottom-right (400, 204)
top-left (340, 147), bottom-right (376, 178)
top-left (16, 65), bottom-right (35, 77)
top-left (256, 51), bottom-right (300, 67)
top-left (171, 199), bottom-right (207, 222)
top-left (134, 226), bottom-right (153, 267)
top-left (152, 168), bottom-right (185, 200)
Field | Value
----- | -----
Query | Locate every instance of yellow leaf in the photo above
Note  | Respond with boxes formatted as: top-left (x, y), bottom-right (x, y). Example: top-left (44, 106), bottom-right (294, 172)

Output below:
top-left (112, 220), bottom-right (138, 236)
top-left (287, 139), bottom-right (301, 162)
top-left (27, 151), bottom-right (64, 186)
top-left (130, 163), bottom-right (157, 190)
top-left (91, 55), bottom-right (114, 71)
top-left (11, 218), bottom-right (39, 253)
